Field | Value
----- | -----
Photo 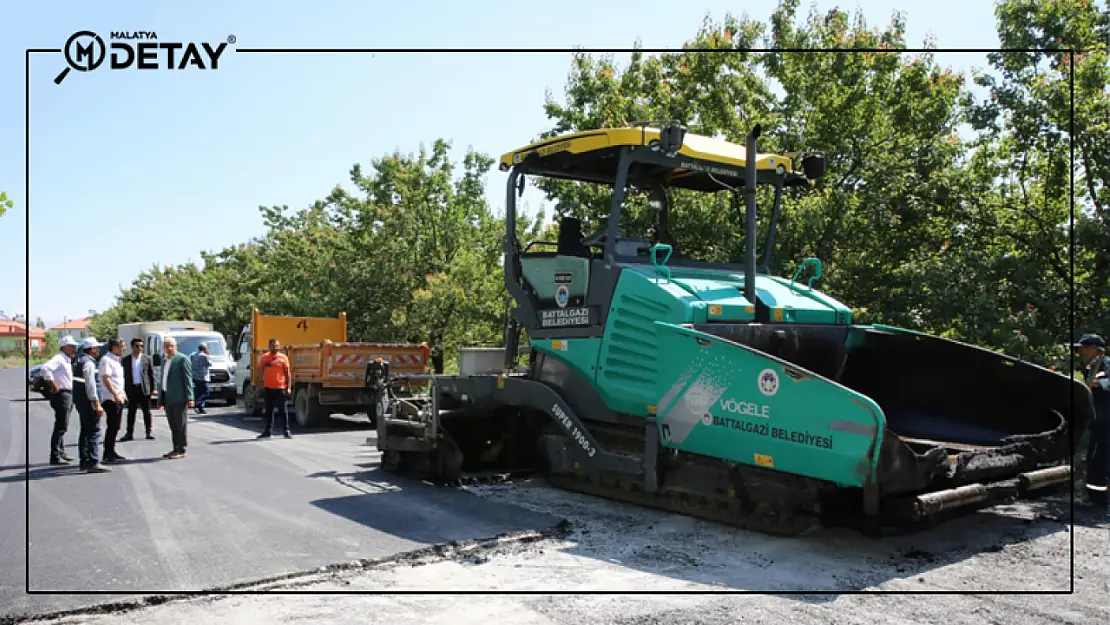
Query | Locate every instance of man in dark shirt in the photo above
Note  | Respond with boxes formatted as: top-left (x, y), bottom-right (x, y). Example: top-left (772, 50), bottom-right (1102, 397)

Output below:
top-left (1075, 334), bottom-right (1109, 508)
top-left (120, 338), bottom-right (156, 441)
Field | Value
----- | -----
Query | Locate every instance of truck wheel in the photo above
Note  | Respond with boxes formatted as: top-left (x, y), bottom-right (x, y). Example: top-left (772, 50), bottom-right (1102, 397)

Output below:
top-left (244, 384), bottom-right (262, 417)
top-left (224, 390), bottom-right (237, 407)
top-left (294, 387), bottom-right (327, 428)
top-left (366, 390), bottom-right (388, 429)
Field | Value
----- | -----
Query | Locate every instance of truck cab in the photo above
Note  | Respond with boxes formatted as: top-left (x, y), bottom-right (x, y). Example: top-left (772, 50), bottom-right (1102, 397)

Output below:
top-left (233, 324), bottom-right (251, 396)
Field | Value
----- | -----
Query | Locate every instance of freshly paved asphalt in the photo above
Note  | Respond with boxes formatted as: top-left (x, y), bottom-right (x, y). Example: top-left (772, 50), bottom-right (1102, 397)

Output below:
top-left (0, 367), bottom-right (560, 619)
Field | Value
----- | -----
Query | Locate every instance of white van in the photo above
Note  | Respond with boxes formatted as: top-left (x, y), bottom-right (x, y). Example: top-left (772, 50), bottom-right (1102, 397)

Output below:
top-left (118, 321), bottom-right (237, 405)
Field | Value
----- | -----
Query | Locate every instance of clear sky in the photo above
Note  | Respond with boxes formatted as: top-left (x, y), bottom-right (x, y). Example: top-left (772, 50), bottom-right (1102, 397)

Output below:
top-left (0, 0), bottom-right (1001, 329)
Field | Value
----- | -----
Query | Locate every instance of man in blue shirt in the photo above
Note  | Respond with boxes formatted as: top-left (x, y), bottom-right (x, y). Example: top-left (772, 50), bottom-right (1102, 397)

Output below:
top-left (190, 343), bottom-right (212, 415)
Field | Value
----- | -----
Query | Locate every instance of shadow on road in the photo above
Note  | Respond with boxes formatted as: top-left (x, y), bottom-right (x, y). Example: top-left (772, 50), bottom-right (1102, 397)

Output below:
top-left (195, 410), bottom-right (373, 437)
top-left (306, 465), bottom-right (562, 547)
top-left (0, 457), bottom-right (179, 483)
top-left (0, 465), bottom-right (83, 482)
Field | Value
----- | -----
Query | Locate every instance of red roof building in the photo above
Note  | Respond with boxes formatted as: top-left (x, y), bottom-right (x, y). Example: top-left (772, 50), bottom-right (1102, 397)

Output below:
top-left (0, 319), bottom-right (47, 354)
top-left (48, 317), bottom-right (93, 342)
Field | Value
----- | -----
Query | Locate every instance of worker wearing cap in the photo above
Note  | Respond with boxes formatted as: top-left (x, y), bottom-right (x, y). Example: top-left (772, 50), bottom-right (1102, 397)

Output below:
top-left (39, 335), bottom-right (80, 465)
top-left (73, 337), bottom-right (110, 473)
top-left (1075, 333), bottom-right (1109, 507)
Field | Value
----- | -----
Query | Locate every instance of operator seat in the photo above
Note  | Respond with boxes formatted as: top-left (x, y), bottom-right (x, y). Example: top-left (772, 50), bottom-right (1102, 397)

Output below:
top-left (557, 217), bottom-right (592, 258)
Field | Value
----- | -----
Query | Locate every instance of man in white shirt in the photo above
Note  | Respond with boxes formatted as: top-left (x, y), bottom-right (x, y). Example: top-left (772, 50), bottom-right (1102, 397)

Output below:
top-left (40, 335), bottom-right (80, 465)
top-left (98, 337), bottom-right (127, 463)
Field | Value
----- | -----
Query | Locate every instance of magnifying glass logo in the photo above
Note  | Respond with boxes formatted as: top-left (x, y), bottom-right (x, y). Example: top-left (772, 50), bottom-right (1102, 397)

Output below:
top-left (54, 31), bottom-right (106, 85)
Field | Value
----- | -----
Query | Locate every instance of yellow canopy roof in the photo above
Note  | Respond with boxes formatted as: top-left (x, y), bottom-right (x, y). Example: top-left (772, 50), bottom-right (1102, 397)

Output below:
top-left (498, 126), bottom-right (796, 191)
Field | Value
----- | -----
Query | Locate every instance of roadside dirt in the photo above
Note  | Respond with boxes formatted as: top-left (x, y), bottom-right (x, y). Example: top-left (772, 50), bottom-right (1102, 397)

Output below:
top-left (19, 479), bottom-right (1109, 625)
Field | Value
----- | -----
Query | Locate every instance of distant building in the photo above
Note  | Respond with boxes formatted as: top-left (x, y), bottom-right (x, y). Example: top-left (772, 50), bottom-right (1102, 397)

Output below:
top-left (49, 317), bottom-right (93, 342)
top-left (0, 319), bottom-right (46, 354)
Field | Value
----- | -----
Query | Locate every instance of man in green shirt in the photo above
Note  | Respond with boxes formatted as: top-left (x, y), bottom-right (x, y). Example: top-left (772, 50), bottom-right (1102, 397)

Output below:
top-left (159, 337), bottom-right (194, 459)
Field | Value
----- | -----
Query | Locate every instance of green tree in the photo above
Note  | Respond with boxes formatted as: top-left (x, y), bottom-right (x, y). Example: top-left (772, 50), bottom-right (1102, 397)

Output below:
top-left (91, 140), bottom-right (544, 374)
top-left (540, 1), bottom-right (969, 328)
top-left (326, 140), bottom-right (524, 371)
top-left (86, 0), bottom-right (1109, 372)
top-left (958, 0), bottom-right (1110, 364)
top-left (43, 332), bottom-right (58, 356)
top-left (0, 191), bottom-right (12, 219)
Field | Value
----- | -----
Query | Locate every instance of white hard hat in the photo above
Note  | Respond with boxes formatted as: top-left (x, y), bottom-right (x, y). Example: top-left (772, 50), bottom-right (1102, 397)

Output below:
top-left (59, 336), bottom-right (79, 348)
top-left (80, 337), bottom-right (99, 350)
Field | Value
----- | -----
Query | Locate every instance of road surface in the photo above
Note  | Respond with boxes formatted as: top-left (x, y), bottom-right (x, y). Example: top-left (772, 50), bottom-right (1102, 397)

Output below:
top-left (0, 366), bottom-right (560, 621)
top-left (3, 365), bottom-right (1107, 625)
top-left (21, 478), bottom-right (1110, 625)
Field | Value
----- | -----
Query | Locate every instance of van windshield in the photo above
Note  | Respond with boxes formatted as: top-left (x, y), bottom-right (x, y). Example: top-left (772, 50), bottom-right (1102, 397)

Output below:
top-left (174, 336), bottom-right (227, 358)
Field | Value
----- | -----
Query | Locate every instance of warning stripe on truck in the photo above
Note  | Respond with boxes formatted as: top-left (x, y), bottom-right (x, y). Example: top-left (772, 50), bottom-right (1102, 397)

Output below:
top-left (331, 353), bottom-right (425, 366)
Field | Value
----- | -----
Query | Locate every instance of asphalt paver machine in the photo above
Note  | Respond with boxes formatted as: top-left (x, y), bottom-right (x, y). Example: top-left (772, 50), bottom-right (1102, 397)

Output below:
top-left (374, 123), bottom-right (1090, 535)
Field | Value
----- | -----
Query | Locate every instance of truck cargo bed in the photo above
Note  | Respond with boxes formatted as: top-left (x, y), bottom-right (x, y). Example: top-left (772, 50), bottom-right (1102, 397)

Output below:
top-left (287, 341), bottom-right (430, 387)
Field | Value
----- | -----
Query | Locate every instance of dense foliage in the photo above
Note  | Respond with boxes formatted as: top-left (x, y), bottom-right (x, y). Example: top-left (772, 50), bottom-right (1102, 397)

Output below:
top-left (88, 0), bottom-right (1109, 373)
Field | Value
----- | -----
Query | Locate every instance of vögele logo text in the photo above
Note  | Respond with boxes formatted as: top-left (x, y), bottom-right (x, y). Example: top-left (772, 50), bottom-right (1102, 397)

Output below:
top-left (55, 31), bottom-right (233, 85)
top-left (718, 397), bottom-right (771, 419)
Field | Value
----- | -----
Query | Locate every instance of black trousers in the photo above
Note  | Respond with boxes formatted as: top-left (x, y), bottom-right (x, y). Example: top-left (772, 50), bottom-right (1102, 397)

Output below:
top-left (263, 388), bottom-right (290, 434)
top-left (75, 397), bottom-right (101, 466)
top-left (125, 385), bottom-right (152, 435)
top-left (193, 379), bottom-right (209, 410)
top-left (165, 402), bottom-right (188, 452)
top-left (48, 390), bottom-right (72, 460)
top-left (102, 400), bottom-right (122, 459)
top-left (1085, 408), bottom-right (1109, 505)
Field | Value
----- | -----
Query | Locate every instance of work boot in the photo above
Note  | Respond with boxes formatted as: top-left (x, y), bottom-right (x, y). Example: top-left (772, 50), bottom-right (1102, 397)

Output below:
top-left (49, 457), bottom-right (71, 466)
top-left (146, 432), bottom-right (155, 440)
top-left (84, 464), bottom-right (111, 473)
top-left (257, 431), bottom-right (272, 439)
top-left (119, 433), bottom-right (134, 442)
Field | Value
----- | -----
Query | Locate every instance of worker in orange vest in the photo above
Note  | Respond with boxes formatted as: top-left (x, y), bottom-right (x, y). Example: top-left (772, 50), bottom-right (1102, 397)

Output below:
top-left (257, 338), bottom-right (293, 440)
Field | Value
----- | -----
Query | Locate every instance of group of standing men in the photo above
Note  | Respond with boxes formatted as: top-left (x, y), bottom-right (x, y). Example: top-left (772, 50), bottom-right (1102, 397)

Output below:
top-left (38, 335), bottom-right (198, 472)
top-left (37, 333), bottom-right (295, 472)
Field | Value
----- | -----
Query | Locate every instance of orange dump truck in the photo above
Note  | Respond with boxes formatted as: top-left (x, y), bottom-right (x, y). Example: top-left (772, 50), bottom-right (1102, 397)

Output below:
top-left (233, 308), bottom-right (430, 428)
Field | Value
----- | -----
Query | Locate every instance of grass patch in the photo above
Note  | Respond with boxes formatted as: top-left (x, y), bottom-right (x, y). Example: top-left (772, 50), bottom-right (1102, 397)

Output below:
top-left (0, 355), bottom-right (46, 370)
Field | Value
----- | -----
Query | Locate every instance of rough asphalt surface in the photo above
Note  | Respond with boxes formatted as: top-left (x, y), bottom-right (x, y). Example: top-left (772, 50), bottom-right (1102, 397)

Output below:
top-left (21, 481), bottom-right (1110, 625)
top-left (1, 366), bottom-right (1108, 624)
top-left (0, 367), bottom-right (560, 621)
